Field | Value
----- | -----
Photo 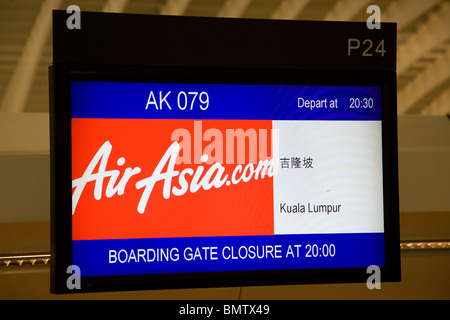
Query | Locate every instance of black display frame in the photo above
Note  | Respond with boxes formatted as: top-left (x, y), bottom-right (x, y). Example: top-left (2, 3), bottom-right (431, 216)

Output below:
top-left (50, 63), bottom-right (400, 294)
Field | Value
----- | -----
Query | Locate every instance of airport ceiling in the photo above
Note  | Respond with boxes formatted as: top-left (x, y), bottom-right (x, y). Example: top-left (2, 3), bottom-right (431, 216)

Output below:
top-left (0, 0), bottom-right (449, 115)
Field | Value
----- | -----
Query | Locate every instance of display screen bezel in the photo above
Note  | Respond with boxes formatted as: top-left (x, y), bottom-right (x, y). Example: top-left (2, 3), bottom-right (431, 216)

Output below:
top-left (50, 64), bottom-right (400, 294)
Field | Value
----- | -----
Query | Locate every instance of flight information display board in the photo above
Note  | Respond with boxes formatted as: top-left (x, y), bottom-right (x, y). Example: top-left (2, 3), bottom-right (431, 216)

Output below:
top-left (71, 81), bottom-right (384, 277)
top-left (50, 11), bottom-right (400, 294)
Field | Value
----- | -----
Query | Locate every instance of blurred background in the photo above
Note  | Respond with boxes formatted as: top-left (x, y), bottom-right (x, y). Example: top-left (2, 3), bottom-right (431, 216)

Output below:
top-left (0, 0), bottom-right (449, 115)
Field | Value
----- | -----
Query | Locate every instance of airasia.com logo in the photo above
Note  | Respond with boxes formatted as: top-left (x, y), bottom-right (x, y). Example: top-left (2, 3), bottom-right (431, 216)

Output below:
top-left (72, 121), bottom-right (279, 215)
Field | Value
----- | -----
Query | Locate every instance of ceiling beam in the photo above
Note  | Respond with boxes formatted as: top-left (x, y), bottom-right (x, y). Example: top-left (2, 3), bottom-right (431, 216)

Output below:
top-left (160, 0), bottom-right (191, 16)
top-left (0, 0), bottom-right (62, 112)
top-left (397, 1), bottom-right (450, 76)
top-left (271, 0), bottom-right (311, 20)
top-left (383, 0), bottom-right (442, 31)
top-left (216, 0), bottom-right (252, 18)
top-left (398, 43), bottom-right (450, 114)
top-left (102, 0), bottom-right (129, 13)
top-left (324, 0), bottom-right (371, 21)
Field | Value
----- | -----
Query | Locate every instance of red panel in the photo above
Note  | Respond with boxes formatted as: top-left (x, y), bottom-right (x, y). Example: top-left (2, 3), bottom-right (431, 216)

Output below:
top-left (72, 119), bottom-right (275, 240)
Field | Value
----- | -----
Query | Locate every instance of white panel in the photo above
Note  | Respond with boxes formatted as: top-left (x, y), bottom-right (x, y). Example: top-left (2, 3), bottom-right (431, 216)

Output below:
top-left (272, 121), bottom-right (384, 234)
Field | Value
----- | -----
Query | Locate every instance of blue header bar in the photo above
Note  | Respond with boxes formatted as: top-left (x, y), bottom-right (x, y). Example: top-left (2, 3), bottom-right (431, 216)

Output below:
top-left (71, 81), bottom-right (382, 121)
